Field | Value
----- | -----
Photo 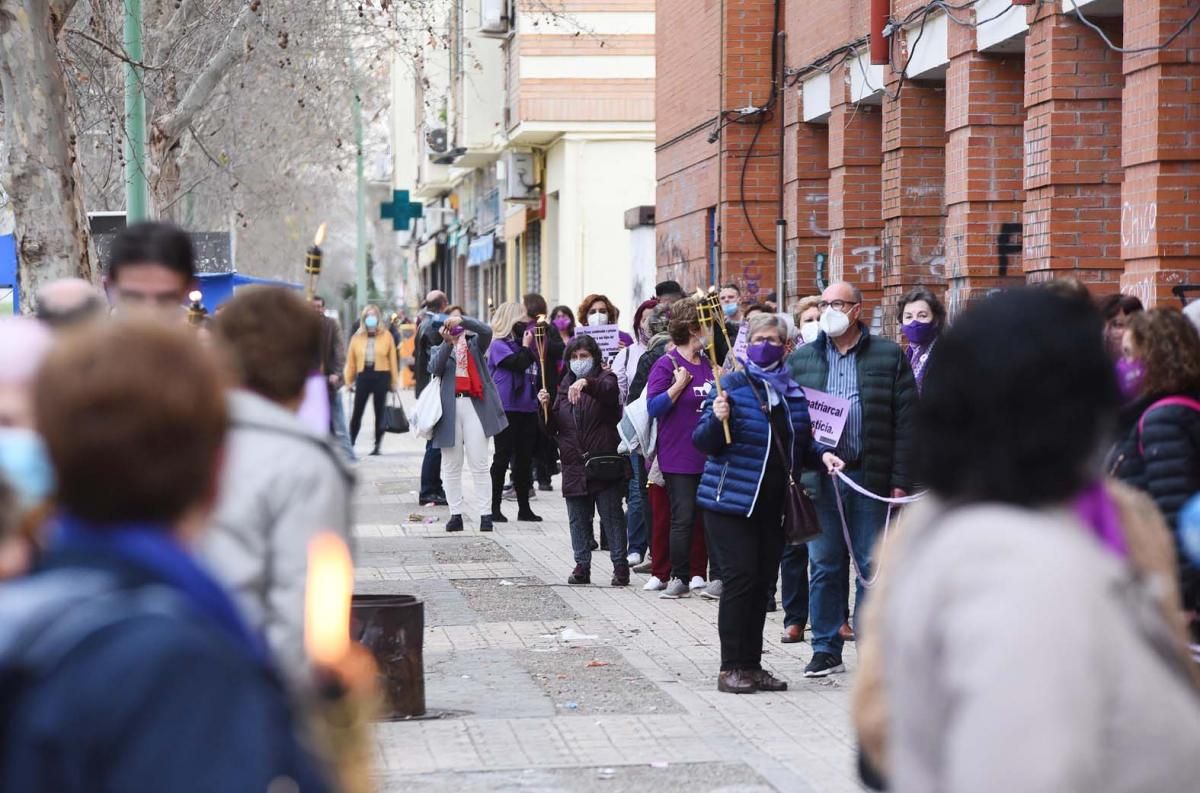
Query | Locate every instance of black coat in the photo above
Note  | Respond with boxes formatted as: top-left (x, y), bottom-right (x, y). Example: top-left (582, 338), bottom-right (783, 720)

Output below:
top-left (413, 318), bottom-right (441, 397)
top-left (628, 335), bottom-right (670, 402)
top-left (1109, 392), bottom-right (1200, 609)
top-left (786, 326), bottom-right (917, 497)
top-left (542, 368), bottom-right (624, 498)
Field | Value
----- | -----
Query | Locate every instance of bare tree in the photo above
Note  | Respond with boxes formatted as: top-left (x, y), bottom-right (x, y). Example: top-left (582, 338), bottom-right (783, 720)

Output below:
top-left (0, 0), bottom-right (94, 304)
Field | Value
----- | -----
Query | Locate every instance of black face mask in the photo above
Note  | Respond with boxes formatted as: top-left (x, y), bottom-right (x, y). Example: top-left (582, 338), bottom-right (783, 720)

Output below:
top-left (511, 321), bottom-right (529, 339)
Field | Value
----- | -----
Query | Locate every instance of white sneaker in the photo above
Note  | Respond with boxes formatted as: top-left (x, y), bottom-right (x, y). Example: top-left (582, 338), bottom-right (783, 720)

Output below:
top-left (689, 576), bottom-right (708, 590)
top-left (642, 575), bottom-right (666, 591)
top-left (627, 551), bottom-right (643, 566)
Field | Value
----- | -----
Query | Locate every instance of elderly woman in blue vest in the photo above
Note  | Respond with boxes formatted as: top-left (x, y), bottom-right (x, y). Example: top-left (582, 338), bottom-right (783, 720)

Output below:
top-left (693, 313), bottom-right (844, 695)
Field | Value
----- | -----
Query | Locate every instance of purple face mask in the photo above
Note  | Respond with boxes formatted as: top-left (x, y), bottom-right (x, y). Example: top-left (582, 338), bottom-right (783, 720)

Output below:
top-left (902, 320), bottom-right (939, 346)
top-left (552, 316), bottom-right (572, 332)
top-left (1115, 357), bottom-right (1145, 400)
top-left (746, 341), bottom-right (786, 368)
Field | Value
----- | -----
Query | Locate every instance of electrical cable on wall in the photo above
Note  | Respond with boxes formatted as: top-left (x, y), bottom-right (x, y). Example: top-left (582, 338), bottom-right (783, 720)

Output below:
top-left (1071, 2), bottom-right (1200, 54)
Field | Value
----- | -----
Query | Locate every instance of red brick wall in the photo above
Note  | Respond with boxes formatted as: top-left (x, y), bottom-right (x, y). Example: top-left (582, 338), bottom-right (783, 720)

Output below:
top-left (657, 0), bottom-right (1200, 311)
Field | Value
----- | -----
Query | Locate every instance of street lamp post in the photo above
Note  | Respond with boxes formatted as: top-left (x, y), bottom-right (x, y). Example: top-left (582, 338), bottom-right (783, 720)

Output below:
top-left (123, 0), bottom-right (149, 221)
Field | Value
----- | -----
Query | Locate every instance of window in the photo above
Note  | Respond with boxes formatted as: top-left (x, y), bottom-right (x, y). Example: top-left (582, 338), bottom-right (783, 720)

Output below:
top-left (525, 221), bottom-right (542, 296)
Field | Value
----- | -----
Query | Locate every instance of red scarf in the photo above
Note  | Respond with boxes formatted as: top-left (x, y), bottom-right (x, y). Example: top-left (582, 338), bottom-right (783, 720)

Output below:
top-left (454, 338), bottom-right (483, 398)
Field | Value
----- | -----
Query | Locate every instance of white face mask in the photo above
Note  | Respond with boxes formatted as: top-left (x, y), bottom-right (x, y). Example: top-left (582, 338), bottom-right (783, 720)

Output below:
top-left (587, 312), bottom-right (608, 327)
top-left (819, 307), bottom-right (852, 338)
top-left (800, 320), bottom-right (820, 344)
top-left (569, 359), bottom-right (592, 378)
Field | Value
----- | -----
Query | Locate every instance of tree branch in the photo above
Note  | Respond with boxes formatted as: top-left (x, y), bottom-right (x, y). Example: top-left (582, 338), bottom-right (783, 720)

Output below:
top-left (153, 1), bottom-right (253, 145)
top-left (48, 0), bottom-right (82, 37)
top-left (64, 28), bottom-right (166, 70)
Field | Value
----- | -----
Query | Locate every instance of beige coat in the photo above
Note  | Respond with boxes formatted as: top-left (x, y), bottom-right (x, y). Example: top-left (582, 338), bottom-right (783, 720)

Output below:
top-left (854, 479), bottom-right (1200, 787)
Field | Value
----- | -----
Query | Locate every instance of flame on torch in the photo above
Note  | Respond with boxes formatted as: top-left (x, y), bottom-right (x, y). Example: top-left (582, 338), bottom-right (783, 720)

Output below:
top-left (314, 222), bottom-right (328, 247)
top-left (305, 531), bottom-right (354, 668)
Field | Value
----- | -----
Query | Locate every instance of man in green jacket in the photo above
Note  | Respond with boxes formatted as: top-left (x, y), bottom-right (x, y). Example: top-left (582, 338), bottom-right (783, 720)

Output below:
top-left (786, 281), bottom-right (917, 678)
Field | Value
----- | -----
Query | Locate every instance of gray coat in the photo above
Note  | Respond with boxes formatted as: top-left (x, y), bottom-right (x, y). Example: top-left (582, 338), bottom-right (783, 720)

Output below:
top-left (201, 390), bottom-right (355, 691)
top-left (427, 316), bottom-right (508, 448)
top-left (884, 500), bottom-right (1200, 793)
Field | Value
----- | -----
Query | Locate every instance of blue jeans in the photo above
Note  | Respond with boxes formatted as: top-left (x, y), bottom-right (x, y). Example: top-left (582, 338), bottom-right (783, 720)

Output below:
top-left (567, 484), bottom-right (627, 566)
top-left (626, 453), bottom-right (648, 557)
top-left (808, 469), bottom-right (887, 657)
top-left (779, 542), bottom-right (808, 630)
top-left (420, 439), bottom-right (444, 501)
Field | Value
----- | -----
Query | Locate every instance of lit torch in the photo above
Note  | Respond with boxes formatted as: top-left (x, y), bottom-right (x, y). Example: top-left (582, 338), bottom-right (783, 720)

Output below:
top-left (305, 532), bottom-right (377, 793)
top-left (534, 314), bottom-right (549, 422)
top-left (305, 223), bottom-right (328, 301)
top-left (696, 294), bottom-right (732, 443)
top-left (186, 290), bottom-right (207, 327)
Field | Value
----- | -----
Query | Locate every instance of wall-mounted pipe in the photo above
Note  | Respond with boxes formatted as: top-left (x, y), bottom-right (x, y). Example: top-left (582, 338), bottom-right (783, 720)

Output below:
top-left (870, 0), bottom-right (890, 65)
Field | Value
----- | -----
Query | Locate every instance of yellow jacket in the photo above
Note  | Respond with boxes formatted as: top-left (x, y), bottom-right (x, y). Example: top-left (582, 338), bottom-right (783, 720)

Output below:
top-left (344, 329), bottom-right (399, 389)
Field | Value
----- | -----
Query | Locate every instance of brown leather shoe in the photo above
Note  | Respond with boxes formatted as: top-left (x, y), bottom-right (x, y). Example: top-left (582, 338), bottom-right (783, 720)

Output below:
top-left (750, 669), bottom-right (788, 692)
top-left (781, 624), bottom-right (804, 644)
top-left (717, 670), bottom-right (757, 694)
top-left (839, 621), bottom-right (856, 642)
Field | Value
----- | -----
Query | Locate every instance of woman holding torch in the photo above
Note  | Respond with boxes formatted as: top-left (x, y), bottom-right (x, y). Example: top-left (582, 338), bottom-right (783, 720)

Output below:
top-left (644, 298), bottom-right (717, 599)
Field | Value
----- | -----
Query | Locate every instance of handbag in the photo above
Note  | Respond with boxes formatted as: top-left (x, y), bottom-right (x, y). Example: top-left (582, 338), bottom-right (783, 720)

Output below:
top-left (383, 392), bottom-right (409, 434)
top-left (744, 376), bottom-right (822, 545)
top-left (583, 453), bottom-right (630, 482)
top-left (569, 399), bottom-right (629, 482)
top-left (411, 377), bottom-right (443, 439)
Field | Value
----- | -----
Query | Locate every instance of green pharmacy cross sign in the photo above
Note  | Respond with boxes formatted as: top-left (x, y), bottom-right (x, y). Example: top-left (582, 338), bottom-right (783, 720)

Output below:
top-left (381, 190), bottom-right (423, 231)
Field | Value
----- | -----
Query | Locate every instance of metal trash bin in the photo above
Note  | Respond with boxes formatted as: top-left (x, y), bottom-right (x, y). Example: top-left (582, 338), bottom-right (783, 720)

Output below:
top-left (351, 594), bottom-right (425, 718)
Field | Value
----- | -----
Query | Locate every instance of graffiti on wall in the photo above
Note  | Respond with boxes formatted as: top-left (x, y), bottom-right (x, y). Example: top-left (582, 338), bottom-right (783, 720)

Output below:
top-left (1121, 201), bottom-right (1157, 249)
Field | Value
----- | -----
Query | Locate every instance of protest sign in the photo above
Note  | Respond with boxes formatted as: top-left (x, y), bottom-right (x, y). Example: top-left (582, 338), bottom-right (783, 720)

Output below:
top-left (576, 323), bottom-right (621, 361)
top-left (802, 387), bottom-right (851, 448)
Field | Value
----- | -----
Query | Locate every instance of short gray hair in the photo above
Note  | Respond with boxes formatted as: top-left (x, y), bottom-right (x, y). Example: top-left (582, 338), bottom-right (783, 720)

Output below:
top-left (746, 312), bottom-right (788, 343)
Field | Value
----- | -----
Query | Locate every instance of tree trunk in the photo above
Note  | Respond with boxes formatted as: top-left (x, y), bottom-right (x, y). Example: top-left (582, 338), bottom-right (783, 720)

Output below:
top-left (0, 1), bottom-right (93, 311)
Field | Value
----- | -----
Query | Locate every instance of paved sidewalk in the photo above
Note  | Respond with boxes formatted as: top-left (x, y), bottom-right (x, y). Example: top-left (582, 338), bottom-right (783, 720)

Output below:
top-left (351, 399), bottom-right (866, 792)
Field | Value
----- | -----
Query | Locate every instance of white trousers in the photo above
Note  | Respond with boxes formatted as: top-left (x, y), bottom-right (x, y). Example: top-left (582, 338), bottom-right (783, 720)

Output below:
top-left (442, 398), bottom-right (492, 518)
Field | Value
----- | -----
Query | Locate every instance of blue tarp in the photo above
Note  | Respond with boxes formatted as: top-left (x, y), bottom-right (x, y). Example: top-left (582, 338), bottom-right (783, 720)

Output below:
top-left (0, 234), bottom-right (17, 314)
top-left (467, 232), bottom-right (495, 267)
top-left (195, 272), bottom-right (303, 311)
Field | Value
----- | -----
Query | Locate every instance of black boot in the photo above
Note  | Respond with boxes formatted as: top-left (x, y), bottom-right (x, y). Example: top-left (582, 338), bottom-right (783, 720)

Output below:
top-left (480, 515), bottom-right (494, 532)
top-left (516, 496), bottom-right (541, 522)
top-left (490, 504), bottom-right (508, 523)
top-left (445, 514), bottom-right (464, 532)
top-left (371, 439), bottom-right (382, 456)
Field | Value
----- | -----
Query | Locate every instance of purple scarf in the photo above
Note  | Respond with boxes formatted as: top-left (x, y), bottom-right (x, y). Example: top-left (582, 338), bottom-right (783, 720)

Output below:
top-left (906, 339), bottom-right (937, 394)
top-left (1073, 481), bottom-right (1128, 559)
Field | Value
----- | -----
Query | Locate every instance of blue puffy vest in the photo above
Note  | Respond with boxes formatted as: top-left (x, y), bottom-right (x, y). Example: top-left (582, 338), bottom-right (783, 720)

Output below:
top-left (693, 370), bottom-right (816, 518)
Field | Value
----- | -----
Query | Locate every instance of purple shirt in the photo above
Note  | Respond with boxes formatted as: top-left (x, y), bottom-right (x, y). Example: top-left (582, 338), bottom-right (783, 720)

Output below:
top-left (646, 350), bottom-right (715, 474)
top-left (487, 339), bottom-right (539, 414)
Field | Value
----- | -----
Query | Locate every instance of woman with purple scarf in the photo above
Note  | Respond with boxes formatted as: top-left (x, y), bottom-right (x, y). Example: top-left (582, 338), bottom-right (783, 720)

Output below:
top-left (898, 288), bottom-right (946, 395)
top-left (693, 313), bottom-right (844, 694)
top-left (486, 302), bottom-right (543, 523)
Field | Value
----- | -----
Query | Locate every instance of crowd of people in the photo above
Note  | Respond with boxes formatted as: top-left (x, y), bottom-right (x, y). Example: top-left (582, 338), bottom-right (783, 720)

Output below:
top-left (1, 217), bottom-right (1200, 791)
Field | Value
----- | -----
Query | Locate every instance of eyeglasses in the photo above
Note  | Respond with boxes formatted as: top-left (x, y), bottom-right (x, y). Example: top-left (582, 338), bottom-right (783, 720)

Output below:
top-left (817, 300), bottom-right (859, 312)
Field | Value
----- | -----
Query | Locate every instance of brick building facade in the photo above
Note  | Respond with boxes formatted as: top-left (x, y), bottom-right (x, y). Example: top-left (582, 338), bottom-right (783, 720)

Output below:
top-left (655, 0), bottom-right (1200, 330)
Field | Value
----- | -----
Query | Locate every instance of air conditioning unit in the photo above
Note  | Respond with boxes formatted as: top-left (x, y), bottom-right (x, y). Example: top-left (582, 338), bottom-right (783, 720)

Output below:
top-left (480, 0), bottom-right (512, 37)
top-left (426, 127), bottom-right (448, 155)
top-left (502, 150), bottom-right (538, 202)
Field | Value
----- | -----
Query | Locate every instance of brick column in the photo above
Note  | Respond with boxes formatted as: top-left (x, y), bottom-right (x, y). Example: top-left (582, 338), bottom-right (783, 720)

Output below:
top-left (881, 63), bottom-right (947, 331)
top-left (718, 0), bottom-right (780, 302)
top-left (1120, 0), bottom-right (1200, 307)
top-left (943, 17), bottom-right (1026, 319)
top-left (826, 64), bottom-right (884, 327)
top-left (1022, 6), bottom-right (1124, 289)
top-left (787, 117), bottom-right (830, 302)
